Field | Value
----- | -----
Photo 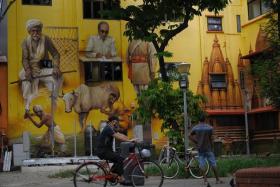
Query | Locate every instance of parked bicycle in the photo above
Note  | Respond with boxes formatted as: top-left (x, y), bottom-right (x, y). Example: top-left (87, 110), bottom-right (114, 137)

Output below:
top-left (73, 143), bottom-right (164, 187)
top-left (158, 144), bottom-right (209, 179)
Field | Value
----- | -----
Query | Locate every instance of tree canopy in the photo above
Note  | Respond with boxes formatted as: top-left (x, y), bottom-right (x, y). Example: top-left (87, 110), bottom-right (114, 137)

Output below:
top-left (251, 0), bottom-right (280, 108)
top-left (106, 0), bottom-right (230, 81)
top-left (136, 71), bottom-right (206, 151)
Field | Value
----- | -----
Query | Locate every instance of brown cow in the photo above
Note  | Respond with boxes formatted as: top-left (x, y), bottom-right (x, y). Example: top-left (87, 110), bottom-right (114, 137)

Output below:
top-left (62, 83), bottom-right (120, 131)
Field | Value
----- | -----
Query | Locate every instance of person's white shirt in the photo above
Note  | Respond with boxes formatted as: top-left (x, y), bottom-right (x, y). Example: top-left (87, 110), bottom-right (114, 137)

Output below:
top-left (85, 35), bottom-right (117, 58)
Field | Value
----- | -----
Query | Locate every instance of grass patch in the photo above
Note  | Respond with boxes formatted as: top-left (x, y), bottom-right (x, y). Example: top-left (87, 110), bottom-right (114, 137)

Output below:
top-left (215, 156), bottom-right (280, 177)
top-left (48, 169), bottom-right (74, 178)
top-left (175, 156), bottom-right (280, 178)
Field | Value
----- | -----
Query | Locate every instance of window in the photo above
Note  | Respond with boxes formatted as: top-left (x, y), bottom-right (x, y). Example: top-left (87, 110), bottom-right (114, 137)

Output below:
top-left (207, 16), bottom-right (223, 32)
top-left (236, 15), bottom-right (241, 33)
top-left (83, 0), bottom-right (120, 19)
top-left (84, 62), bottom-right (122, 82)
top-left (248, 0), bottom-right (270, 20)
top-left (210, 73), bottom-right (227, 89)
top-left (22, 0), bottom-right (51, 5)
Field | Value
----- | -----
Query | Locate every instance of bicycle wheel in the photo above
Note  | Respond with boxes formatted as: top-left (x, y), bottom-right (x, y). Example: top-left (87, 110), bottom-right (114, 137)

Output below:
top-left (188, 157), bottom-right (210, 179)
top-left (159, 157), bottom-right (180, 179)
top-left (131, 161), bottom-right (164, 187)
top-left (73, 162), bottom-right (107, 187)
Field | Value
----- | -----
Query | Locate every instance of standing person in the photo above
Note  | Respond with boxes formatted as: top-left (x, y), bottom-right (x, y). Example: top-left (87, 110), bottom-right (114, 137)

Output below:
top-left (189, 112), bottom-right (223, 186)
top-left (24, 105), bottom-right (66, 155)
top-left (127, 39), bottom-right (157, 95)
top-left (19, 19), bottom-right (63, 114)
top-left (96, 116), bottom-right (136, 185)
top-left (85, 21), bottom-right (117, 59)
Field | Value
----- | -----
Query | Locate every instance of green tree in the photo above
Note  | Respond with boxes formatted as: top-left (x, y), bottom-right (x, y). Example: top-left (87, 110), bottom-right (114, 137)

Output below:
top-left (136, 73), bottom-right (206, 151)
top-left (106, 0), bottom-right (230, 81)
top-left (252, 0), bottom-right (280, 108)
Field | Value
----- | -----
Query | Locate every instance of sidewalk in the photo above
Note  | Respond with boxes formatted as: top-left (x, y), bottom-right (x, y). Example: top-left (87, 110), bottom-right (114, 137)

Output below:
top-left (0, 170), bottom-right (232, 187)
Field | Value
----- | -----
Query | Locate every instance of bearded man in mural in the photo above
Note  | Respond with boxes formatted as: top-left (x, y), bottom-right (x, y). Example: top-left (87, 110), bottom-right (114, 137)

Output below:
top-left (127, 39), bottom-right (157, 95)
top-left (24, 105), bottom-right (66, 155)
top-left (19, 19), bottom-right (63, 114)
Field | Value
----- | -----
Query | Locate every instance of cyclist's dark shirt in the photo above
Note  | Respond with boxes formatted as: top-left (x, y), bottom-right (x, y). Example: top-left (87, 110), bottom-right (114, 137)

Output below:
top-left (97, 124), bottom-right (115, 151)
top-left (190, 123), bottom-right (213, 152)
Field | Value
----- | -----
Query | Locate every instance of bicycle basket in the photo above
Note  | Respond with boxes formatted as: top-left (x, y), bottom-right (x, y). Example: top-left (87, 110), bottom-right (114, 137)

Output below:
top-left (140, 149), bottom-right (151, 158)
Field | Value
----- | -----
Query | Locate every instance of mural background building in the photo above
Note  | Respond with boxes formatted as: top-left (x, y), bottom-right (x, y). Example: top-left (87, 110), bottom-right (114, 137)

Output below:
top-left (0, 0), bottom-right (278, 154)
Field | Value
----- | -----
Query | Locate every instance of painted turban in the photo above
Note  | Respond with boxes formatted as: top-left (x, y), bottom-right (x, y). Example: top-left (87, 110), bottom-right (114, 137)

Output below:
top-left (26, 19), bottom-right (43, 32)
top-left (33, 105), bottom-right (43, 113)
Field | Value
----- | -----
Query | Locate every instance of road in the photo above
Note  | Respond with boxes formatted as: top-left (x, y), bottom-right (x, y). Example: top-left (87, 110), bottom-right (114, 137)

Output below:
top-left (0, 171), bottom-right (232, 187)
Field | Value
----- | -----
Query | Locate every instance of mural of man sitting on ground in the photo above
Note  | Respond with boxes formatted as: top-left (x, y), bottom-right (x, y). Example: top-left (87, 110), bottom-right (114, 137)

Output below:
top-left (24, 105), bottom-right (66, 156)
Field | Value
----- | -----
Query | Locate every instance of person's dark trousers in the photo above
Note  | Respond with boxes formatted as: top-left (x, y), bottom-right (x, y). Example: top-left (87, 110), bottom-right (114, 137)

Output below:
top-left (97, 149), bottom-right (125, 176)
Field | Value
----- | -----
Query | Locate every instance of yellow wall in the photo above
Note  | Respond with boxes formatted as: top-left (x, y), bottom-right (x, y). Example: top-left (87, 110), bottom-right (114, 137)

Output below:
top-left (6, 0), bottom-right (268, 141)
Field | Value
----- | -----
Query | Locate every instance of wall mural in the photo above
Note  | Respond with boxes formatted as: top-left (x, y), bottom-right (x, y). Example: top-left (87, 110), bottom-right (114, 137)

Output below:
top-left (62, 83), bottom-right (120, 132)
top-left (127, 39), bottom-right (158, 95)
top-left (12, 20), bottom-right (136, 157)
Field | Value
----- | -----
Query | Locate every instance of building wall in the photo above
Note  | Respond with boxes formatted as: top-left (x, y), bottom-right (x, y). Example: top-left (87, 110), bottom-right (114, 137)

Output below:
top-left (0, 63), bottom-right (8, 133)
top-left (6, 0), bottom-right (268, 143)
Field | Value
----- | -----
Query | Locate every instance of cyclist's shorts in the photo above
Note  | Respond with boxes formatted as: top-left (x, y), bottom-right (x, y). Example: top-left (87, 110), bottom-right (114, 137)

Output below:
top-left (198, 151), bottom-right (216, 168)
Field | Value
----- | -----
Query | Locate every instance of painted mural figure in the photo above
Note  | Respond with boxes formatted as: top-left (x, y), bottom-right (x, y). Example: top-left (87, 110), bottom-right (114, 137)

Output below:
top-left (85, 21), bottom-right (117, 59)
top-left (127, 40), bottom-right (157, 95)
top-left (19, 19), bottom-right (63, 113)
top-left (100, 101), bottom-right (136, 135)
top-left (24, 105), bottom-right (66, 154)
top-left (62, 83), bottom-right (120, 132)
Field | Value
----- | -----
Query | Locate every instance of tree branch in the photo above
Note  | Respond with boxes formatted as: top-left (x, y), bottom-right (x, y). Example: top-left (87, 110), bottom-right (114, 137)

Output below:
top-left (0, 0), bottom-right (16, 23)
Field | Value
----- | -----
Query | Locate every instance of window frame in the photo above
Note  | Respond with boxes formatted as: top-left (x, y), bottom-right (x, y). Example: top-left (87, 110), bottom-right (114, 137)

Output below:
top-left (236, 15), bottom-right (241, 33)
top-left (83, 0), bottom-right (120, 19)
top-left (247, 0), bottom-right (270, 20)
top-left (206, 16), bottom-right (223, 32)
top-left (209, 73), bottom-right (227, 90)
top-left (84, 61), bottom-right (123, 83)
top-left (22, 0), bottom-right (52, 6)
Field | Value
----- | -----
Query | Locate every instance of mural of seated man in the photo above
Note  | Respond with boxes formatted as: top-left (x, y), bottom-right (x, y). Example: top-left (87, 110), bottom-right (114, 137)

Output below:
top-left (24, 105), bottom-right (66, 156)
top-left (85, 21), bottom-right (117, 59)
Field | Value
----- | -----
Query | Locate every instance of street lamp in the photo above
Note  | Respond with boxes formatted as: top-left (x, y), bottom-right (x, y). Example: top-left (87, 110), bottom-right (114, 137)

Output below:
top-left (177, 63), bottom-right (191, 161)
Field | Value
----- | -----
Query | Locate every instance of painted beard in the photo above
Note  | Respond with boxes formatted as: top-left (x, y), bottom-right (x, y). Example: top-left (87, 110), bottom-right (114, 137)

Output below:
top-left (31, 34), bottom-right (41, 41)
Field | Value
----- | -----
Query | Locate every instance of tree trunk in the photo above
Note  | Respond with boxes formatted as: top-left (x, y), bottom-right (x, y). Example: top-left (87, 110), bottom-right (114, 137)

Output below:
top-left (158, 55), bottom-right (168, 81)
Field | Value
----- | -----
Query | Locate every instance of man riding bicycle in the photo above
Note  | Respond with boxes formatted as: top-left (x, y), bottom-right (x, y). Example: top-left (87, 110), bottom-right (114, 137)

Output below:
top-left (96, 116), bottom-right (136, 185)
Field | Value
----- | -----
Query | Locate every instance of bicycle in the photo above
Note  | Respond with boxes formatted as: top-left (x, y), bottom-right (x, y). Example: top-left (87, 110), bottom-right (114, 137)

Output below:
top-left (73, 143), bottom-right (164, 187)
top-left (158, 144), bottom-right (209, 179)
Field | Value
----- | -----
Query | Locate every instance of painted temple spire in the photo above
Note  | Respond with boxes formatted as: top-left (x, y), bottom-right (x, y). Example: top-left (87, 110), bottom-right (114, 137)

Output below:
top-left (197, 35), bottom-right (242, 109)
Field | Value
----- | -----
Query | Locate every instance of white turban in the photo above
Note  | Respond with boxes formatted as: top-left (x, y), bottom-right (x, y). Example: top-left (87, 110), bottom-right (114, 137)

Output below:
top-left (26, 19), bottom-right (43, 32)
top-left (33, 105), bottom-right (43, 113)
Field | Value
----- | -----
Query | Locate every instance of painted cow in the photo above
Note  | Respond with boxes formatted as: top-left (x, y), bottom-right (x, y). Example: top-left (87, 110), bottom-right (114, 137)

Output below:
top-left (62, 83), bottom-right (120, 131)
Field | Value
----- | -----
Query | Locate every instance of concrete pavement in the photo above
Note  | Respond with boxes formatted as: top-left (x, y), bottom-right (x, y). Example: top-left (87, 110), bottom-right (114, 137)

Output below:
top-left (0, 171), bottom-right (232, 187)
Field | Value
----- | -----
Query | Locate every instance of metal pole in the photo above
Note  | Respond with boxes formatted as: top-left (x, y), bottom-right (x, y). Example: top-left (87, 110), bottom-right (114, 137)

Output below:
top-left (89, 122), bottom-right (93, 157)
top-left (243, 90), bottom-right (250, 155)
top-left (183, 88), bottom-right (189, 160)
top-left (74, 120), bottom-right (77, 157)
top-left (51, 82), bottom-right (55, 157)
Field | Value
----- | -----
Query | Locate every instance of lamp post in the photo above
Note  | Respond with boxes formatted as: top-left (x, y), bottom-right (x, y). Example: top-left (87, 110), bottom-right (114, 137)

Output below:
top-left (177, 63), bottom-right (191, 161)
top-left (240, 71), bottom-right (250, 155)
